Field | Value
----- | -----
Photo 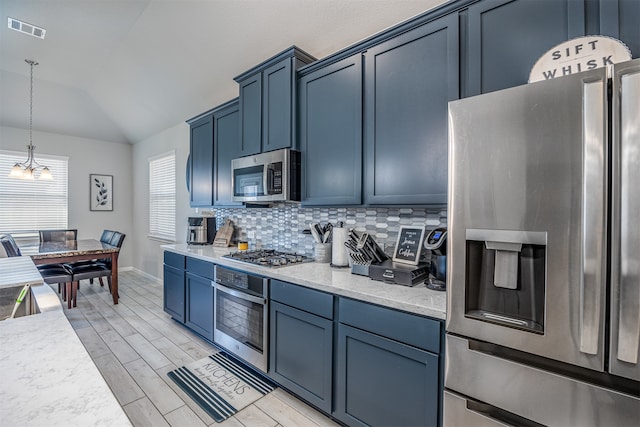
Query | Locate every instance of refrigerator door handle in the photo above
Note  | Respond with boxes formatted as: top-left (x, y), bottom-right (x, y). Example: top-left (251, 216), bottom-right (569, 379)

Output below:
top-left (579, 78), bottom-right (607, 356)
top-left (614, 66), bottom-right (640, 365)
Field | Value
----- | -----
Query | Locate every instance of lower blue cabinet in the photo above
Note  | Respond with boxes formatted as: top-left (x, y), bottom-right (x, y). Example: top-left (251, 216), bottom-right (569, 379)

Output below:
top-left (335, 323), bottom-right (439, 427)
top-left (163, 253), bottom-right (215, 342)
top-left (163, 264), bottom-right (185, 322)
top-left (269, 301), bottom-right (333, 413)
top-left (185, 271), bottom-right (214, 341)
top-left (163, 252), bottom-right (185, 322)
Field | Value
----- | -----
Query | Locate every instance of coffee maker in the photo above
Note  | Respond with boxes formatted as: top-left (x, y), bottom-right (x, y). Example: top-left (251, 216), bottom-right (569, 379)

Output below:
top-left (187, 217), bottom-right (216, 245)
top-left (424, 227), bottom-right (447, 291)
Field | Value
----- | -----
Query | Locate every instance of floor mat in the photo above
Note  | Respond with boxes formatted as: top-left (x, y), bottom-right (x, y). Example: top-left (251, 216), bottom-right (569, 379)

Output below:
top-left (167, 352), bottom-right (276, 423)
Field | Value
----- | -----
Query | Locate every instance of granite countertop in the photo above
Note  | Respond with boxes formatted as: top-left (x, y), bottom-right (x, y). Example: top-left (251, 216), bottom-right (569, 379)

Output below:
top-left (0, 257), bottom-right (131, 426)
top-left (163, 244), bottom-right (447, 320)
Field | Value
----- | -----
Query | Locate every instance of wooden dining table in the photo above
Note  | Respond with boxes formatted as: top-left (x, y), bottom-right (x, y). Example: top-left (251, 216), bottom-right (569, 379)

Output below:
top-left (20, 239), bottom-right (121, 304)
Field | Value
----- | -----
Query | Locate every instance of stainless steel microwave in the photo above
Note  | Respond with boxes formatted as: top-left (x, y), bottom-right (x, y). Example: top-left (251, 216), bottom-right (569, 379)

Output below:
top-left (231, 148), bottom-right (301, 203)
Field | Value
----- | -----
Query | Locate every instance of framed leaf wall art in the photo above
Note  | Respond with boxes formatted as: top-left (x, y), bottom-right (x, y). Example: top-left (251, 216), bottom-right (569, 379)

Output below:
top-left (90, 174), bottom-right (113, 211)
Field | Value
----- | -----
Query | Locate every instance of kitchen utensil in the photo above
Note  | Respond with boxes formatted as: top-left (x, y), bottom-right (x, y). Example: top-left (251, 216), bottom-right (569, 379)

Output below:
top-left (309, 223), bottom-right (322, 243)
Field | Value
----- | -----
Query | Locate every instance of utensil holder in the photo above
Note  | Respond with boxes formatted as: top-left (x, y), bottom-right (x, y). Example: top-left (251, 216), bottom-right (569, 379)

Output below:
top-left (314, 243), bottom-right (332, 263)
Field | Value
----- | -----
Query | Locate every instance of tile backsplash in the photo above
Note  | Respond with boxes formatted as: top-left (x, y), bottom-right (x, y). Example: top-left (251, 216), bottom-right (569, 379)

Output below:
top-left (205, 206), bottom-right (447, 258)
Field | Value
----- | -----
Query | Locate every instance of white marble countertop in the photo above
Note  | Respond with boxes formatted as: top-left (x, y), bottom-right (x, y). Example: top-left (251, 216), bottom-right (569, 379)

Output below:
top-left (0, 257), bottom-right (131, 426)
top-left (163, 244), bottom-right (447, 320)
top-left (0, 256), bottom-right (44, 288)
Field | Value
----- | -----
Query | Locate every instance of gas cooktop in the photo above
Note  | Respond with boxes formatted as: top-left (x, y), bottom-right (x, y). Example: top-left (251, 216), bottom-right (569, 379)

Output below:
top-left (223, 249), bottom-right (313, 268)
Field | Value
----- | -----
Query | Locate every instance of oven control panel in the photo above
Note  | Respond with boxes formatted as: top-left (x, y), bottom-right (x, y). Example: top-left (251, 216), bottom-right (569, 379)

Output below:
top-left (215, 266), bottom-right (267, 297)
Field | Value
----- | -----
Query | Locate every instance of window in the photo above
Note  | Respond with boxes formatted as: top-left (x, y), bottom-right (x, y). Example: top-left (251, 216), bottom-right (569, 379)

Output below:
top-left (0, 150), bottom-right (69, 234)
top-left (149, 151), bottom-right (176, 241)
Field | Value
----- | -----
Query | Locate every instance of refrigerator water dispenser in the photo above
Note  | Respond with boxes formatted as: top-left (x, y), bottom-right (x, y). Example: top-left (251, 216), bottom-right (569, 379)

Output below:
top-left (464, 229), bottom-right (547, 333)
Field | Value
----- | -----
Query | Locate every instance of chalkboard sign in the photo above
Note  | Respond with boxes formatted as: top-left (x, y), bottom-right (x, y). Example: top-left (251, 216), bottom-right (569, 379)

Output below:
top-left (392, 226), bottom-right (425, 265)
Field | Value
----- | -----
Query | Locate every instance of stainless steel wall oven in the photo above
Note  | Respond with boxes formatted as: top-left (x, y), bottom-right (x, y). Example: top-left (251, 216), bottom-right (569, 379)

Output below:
top-left (213, 266), bottom-right (269, 372)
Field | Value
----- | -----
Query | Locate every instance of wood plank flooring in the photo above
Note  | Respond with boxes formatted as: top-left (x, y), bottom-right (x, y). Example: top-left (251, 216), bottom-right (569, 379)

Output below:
top-left (59, 270), bottom-right (341, 427)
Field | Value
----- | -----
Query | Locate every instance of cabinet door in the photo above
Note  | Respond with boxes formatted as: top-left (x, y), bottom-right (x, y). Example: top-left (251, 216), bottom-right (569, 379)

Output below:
top-left (335, 324), bottom-right (439, 427)
top-left (300, 55), bottom-right (363, 205)
top-left (269, 301), bottom-right (333, 413)
top-left (163, 264), bottom-right (185, 322)
top-left (239, 73), bottom-right (262, 156)
top-left (467, 0), bottom-right (586, 96)
top-left (189, 114), bottom-right (214, 207)
top-left (364, 14), bottom-right (458, 205)
top-left (214, 102), bottom-right (243, 207)
top-left (185, 272), bottom-right (214, 341)
top-left (598, 0), bottom-right (640, 62)
top-left (262, 58), bottom-right (293, 152)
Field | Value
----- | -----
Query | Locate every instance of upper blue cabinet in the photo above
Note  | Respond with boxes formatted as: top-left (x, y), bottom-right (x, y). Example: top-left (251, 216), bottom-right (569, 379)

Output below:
top-left (299, 55), bottom-right (363, 206)
top-left (466, 0), bottom-right (587, 96)
top-left (213, 99), bottom-right (243, 207)
top-left (187, 112), bottom-right (214, 207)
top-left (235, 47), bottom-right (315, 156)
top-left (364, 13), bottom-right (459, 205)
top-left (598, 0), bottom-right (640, 61)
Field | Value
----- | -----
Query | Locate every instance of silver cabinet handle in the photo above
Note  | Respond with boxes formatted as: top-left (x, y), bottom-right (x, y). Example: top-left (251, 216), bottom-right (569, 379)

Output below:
top-left (580, 78), bottom-right (606, 355)
top-left (615, 67), bottom-right (640, 364)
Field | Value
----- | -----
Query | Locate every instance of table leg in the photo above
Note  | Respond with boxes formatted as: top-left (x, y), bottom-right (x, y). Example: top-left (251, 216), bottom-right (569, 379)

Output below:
top-left (111, 253), bottom-right (119, 304)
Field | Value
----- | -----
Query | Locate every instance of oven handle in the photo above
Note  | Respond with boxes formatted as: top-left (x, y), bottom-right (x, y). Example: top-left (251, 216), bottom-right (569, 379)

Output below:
top-left (214, 282), bottom-right (267, 305)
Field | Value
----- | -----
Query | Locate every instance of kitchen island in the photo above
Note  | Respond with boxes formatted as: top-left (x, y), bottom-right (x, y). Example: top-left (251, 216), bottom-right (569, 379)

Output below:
top-left (0, 257), bottom-right (131, 426)
top-left (162, 243), bottom-right (446, 320)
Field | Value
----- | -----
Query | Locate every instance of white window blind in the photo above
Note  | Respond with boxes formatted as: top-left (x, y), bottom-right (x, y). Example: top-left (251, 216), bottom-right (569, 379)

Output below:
top-left (0, 150), bottom-right (69, 234)
top-left (149, 151), bottom-right (176, 241)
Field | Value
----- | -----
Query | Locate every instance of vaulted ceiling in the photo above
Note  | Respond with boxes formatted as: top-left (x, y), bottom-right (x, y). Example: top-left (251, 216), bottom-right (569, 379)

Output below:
top-left (0, 0), bottom-right (445, 145)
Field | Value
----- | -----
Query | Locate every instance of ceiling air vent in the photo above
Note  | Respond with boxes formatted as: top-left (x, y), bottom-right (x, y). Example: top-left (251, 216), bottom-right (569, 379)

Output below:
top-left (7, 17), bottom-right (46, 39)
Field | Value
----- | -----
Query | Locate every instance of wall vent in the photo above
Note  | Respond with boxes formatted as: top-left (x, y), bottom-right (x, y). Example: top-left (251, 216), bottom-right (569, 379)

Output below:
top-left (7, 17), bottom-right (46, 39)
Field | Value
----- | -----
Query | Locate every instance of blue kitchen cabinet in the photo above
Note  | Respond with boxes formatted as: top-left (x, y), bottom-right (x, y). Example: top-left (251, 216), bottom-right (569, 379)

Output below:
top-left (237, 73), bottom-right (262, 156)
top-left (213, 99), bottom-right (243, 207)
top-left (335, 298), bottom-right (443, 427)
top-left (363, 13), bottom-right (458, 205)
top-left (269, 280), bottom-right (334, 413)
top-left (185, 258), bottom-right (215, 341)
top-left (599, 0), bottom-right (640, 61)
top-left (466, 0), bottom-right (587, 96)
top-left (187, 112), bottom-right (215, 207)
top-left (163, 252), bottom-right (185, 323)
top-left (298, 54), bottom-right (363, 206)
top-left (235, 47), bottom-right (315, 156)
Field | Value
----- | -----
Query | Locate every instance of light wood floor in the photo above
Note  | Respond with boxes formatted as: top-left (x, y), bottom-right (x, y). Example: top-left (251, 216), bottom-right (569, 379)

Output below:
top-left (60, 270), bottom-right (341, 427)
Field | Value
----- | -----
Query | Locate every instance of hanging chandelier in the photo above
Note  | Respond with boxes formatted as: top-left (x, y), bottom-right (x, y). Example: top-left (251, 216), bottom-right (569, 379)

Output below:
top-left (8, 59), bottom-right (53, 180)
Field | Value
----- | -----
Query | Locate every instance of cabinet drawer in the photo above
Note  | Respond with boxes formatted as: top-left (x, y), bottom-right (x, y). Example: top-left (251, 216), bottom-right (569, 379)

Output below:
top-left (271, 280), bottom-right (333, 320)
top-left (186, 257), bottom-right (215, 280)
top-left (339, 298), bottom-right (441, 353)
top-left (164, 251), bottom-right (185, 269)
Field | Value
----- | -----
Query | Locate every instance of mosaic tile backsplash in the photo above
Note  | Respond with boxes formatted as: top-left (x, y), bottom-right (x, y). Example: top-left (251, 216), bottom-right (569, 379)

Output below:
top-left (206, 206), bottom-right (447, 259)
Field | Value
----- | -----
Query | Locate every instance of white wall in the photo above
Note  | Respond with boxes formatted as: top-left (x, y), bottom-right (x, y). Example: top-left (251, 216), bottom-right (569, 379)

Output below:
top-left (132, 122), bottom-right (194, 279)
top-left (0, 126), bottom-right (134, 267)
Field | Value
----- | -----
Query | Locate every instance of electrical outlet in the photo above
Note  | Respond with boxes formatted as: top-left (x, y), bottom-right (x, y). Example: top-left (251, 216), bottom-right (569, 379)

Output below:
top-left (247, 230), bottom-right (256, 239)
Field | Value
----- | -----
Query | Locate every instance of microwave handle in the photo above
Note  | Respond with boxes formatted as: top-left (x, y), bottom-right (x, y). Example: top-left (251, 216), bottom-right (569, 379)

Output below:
top-left (266, 164), bottom-right (276, 195)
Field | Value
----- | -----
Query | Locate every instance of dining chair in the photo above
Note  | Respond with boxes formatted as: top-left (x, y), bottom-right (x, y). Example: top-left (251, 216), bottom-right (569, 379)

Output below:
top-left (0, 234), bottom-right (22, 257)
top-left (39, 229), bottom-right (78, 242)
top-left (0, 234), bottom-right (74, 306)
top-left (37, 229), bottom-right (77, 291)
top-left (65, 230), bottom-right (125, 295)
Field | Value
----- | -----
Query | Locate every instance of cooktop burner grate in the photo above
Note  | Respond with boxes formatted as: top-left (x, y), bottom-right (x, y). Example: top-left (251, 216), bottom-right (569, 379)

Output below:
top-left (222, 249), bottom-right (313, 268)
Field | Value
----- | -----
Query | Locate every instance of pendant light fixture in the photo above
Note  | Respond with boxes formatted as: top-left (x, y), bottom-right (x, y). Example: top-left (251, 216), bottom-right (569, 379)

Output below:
top-left (8, 59), bottom-right (53, 180)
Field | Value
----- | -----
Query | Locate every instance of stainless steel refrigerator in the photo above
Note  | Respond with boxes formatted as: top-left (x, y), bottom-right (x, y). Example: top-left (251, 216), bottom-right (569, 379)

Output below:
top-left (445, 58), bottom-right (639, 426)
